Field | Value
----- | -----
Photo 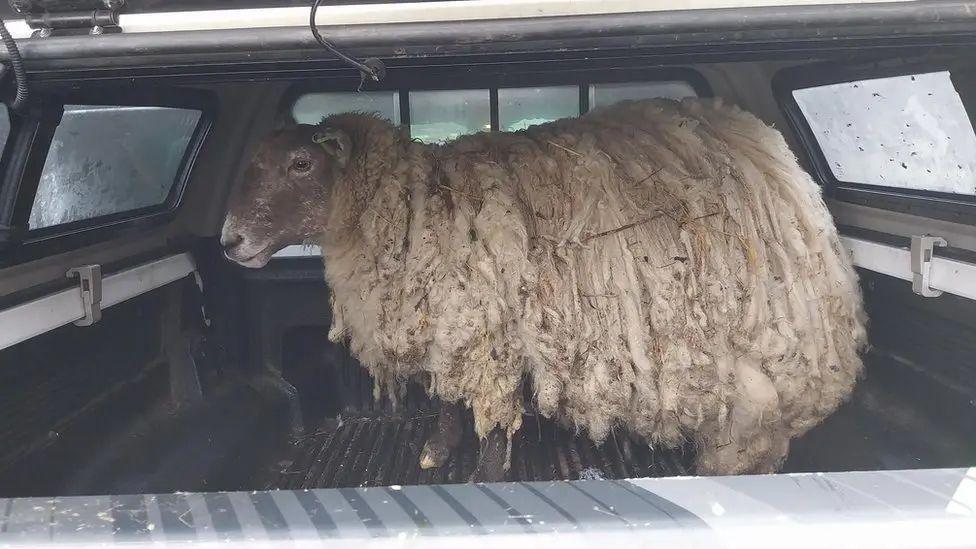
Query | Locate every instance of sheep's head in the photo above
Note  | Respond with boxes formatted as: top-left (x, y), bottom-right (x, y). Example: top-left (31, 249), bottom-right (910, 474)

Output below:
top-left (221, 124), bottom-right (351, 268)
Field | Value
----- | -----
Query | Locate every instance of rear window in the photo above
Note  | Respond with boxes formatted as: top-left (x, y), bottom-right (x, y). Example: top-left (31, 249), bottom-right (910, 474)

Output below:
top-left (498, 86), bottom-right (580, 131)
top-left (291, 91), bottom-right (400, 125)
top-left (409, 89), bottom-right (491, 144)
top-left (793, 71), bottom-right (976, 196)
top-left (28, 105), bottom-right (202, 230)
top-left (589, 80), bottom-right (698, 108)
top-left (289, 79), bottom-right (699, 141)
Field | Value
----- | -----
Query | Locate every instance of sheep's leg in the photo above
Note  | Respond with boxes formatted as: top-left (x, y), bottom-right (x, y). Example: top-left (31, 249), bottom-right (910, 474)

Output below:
top-left (419, 401), bottom-right (464, 469)
top-left (696, 429), bottom-right (791, 475)
top-left (468, 427), bottom-right (509, 483)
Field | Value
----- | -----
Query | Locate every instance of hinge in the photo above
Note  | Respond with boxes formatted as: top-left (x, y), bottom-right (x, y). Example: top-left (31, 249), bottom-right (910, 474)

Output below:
top-left (910, 235), bottom-right (947, 298)
top-left (9, 0), bottom-right (124, 37)
top-left (67, 264), bottom-right (102, 326)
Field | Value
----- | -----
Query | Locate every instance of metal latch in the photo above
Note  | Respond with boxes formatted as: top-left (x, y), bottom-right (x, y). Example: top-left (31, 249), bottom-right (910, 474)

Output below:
top-left (67, 264), bottom-right (102, 326)
top-left (910, 235), bottom-right (946, 298)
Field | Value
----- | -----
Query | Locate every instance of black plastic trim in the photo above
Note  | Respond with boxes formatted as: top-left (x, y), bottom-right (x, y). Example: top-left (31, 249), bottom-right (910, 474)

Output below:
top-left (0, 104), bottom-right (45, 229)
top-left (2, 1), bottom-right (975, 79)
top-left (397, 87), bottom-right (409, 127)
top-left (9, 103), bottom-right (62, 228)
top-left (488, 87), bottom-right (499, 132)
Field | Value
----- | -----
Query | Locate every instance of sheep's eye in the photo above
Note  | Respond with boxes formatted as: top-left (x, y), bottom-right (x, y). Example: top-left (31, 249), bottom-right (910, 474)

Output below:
top-left (291, 159), bottom-right (311, 173)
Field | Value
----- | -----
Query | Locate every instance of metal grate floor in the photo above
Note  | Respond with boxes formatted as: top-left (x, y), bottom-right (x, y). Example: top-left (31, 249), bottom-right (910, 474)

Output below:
top-left (271, 412), bottom-right (693, 489)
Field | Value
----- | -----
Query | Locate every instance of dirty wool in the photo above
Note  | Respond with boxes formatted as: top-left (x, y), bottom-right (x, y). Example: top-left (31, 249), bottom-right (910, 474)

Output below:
top-left (320, 98), bottom-right (867, 474)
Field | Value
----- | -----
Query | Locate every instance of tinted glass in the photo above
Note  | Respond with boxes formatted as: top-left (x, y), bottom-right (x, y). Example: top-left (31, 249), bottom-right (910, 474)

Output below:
top-left (291, 91), bottom-right (400, 124)
top-left (29, 105), bottom-right (201, 230)
top-left (409, 89), bottom-right (490, 144)
top-left (794, 72), bottom-right (976, 195)
top-left (0, 108), bottom-right (9, 152)
top-left (498, 86), bottom-right (580, 131)
top-left (589, 81), bottom-right (698, 108)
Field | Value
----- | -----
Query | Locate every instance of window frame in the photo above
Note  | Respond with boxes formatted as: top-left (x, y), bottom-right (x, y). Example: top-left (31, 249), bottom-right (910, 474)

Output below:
top-left (0, 87), bottom-right (214, 263)
top-left (0, 105), bottom-right (46, 244)
top-left (279, 66), bottom-right (712, 131)
top-left (773, 62), bottom-right (976, 226)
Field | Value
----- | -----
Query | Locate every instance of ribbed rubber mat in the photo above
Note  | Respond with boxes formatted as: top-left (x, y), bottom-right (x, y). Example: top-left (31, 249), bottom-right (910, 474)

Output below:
top-left (273, 412), bottom-right (693, 489)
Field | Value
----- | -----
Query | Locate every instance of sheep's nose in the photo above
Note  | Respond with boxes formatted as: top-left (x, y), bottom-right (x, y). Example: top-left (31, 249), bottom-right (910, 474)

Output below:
top-left (220, 216), bottom-right (245, 248)
top-left (220, 231), bottom-right (243, 248)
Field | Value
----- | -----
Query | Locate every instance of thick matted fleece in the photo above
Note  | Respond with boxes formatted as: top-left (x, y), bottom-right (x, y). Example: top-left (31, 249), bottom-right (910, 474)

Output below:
top-left (320, 98), bottom-right (867, 474)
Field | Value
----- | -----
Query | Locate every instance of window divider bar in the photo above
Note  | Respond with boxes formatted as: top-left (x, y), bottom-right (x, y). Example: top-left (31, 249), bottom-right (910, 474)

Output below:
top-left (489, 88), bottom-right (499, 132)
top-left (398, 89), bottom-right (411, 133)
top-left (579, 83), bottom-right (590, 114)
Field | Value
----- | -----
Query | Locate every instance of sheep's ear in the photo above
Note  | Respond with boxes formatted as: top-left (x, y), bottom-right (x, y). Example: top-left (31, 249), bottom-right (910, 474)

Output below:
top-left (312, 128), bottom-right (352, 168)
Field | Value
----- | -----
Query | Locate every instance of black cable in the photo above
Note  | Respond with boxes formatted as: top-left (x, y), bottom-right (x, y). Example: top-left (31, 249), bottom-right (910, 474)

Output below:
top-left (310, 0), bottom-right (384, 83)
top-left (0, 16), bottom-right (27, 112)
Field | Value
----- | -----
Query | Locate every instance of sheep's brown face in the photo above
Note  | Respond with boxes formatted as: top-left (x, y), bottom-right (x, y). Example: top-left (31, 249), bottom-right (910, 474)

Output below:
top-left (221, 124), bottom-right (350, 268)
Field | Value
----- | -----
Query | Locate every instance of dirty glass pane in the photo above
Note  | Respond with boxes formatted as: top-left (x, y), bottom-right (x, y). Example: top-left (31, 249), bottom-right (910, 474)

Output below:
top-left (498, 86), bottom-right (580, 131)
top-left (794, 72), bottom-right (976, 196)
top-left (291, 91), bottom-right (400, 124)
top-left (409, 89), bottom-right (490, 144)
top-left (589, 80), bottom-right (698, 108)
top-left (28, 105), bottom-right (201, 230)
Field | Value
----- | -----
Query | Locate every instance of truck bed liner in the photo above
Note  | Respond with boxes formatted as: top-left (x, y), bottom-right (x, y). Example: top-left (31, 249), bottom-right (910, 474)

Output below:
top-left (272, 412), bottom-right (692, 489)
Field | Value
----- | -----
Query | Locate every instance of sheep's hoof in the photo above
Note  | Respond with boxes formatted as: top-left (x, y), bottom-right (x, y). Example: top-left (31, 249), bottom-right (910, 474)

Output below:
top-left (696, 430), bottom-right (790, 475)
top-left (419, 401), bottom-right (463, 469)
top-left (468, 427), bottom-right (508, 483)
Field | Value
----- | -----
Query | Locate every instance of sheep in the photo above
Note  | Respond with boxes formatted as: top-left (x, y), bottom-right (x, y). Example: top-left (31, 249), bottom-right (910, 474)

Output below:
top-left (221, 97), bottom-right (867, 480)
